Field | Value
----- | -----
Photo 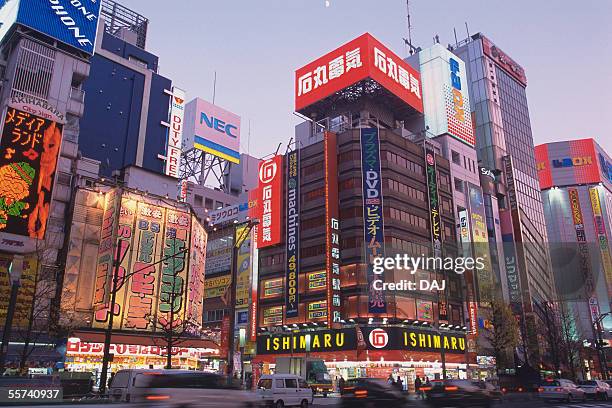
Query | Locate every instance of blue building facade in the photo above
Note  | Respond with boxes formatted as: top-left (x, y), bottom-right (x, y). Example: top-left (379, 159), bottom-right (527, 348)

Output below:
top-left (79, 31), bottom-right (171, 177)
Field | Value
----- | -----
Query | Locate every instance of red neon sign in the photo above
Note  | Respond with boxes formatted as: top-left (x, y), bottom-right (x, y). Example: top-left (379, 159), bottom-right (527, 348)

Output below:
top-left (257, 155), bottom-right (283, 248)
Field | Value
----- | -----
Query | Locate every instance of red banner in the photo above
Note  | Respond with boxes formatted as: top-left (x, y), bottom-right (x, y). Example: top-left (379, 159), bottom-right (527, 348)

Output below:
top-left (257, 155), bottom-right (283, 248)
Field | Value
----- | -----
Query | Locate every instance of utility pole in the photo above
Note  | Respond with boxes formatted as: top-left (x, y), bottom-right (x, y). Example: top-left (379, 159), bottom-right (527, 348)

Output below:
top-left (0, 255), bottom-right (24, 374)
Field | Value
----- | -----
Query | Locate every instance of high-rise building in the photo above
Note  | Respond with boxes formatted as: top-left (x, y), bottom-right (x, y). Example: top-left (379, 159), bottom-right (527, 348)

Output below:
top-left (536, 138), bottom-right (612, 378)
top-left (455, 34), bottom-right (555, 367)
top-left (79, 1), bottom-right (173, 177)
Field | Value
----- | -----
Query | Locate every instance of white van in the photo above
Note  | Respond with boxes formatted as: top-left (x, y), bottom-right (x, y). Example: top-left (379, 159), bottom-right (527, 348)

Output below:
top-left (257, 374), bottom-right (313, 408)
top-left (108, 369), bottom-right (260, 407)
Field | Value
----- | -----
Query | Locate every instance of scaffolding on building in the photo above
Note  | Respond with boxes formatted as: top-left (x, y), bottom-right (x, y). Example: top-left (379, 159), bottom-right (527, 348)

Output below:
top-left (101, 0), bottom-right (149, 50)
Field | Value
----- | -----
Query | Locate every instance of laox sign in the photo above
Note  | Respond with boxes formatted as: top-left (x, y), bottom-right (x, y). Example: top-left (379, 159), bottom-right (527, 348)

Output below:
top-left (552, 156), bottom-right (592, 168)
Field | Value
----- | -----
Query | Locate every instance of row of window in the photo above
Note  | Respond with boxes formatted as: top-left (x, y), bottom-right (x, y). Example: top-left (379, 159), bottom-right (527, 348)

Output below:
top-left (387, 179), bottom-right (425, 201)
top-left (387, 207), bottom-right (427, 229)
top-left (386, 151), bottom-right (424, 175)
top-left (203, 309), bottom-right (228, 323)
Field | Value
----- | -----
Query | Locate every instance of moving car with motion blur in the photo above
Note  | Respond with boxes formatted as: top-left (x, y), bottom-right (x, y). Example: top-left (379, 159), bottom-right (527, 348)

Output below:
top-left (108, 369), bottom-right (260, 407)
top-left (578, 380), bottom-right (612, 400)
top-left (424, 379), bottom-right (493, 408)
top-left (340, 378), bottom-right (408, 408)
top-left (538, 379), bottom-right (586, 403)
top-left (257, 374), bottom-right (313, 408)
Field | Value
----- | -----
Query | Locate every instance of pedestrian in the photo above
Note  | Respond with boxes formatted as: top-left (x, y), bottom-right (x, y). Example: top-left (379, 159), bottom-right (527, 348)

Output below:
top-left (339, 376), bottom-right (345, 393)
top-left (415, 376), bottom-right (422, 399)
top-left (387, 374), bottom-right (395, 385)
top-left (396, 377), bottom-right (403, 392)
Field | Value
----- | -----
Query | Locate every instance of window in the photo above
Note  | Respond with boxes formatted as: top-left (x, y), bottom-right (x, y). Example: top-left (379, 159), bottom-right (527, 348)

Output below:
top-left (387, 179), bottom-right (425, 201)
top-left (387, 207), bottom-right (426, 229)
top-left (302, 161), bottom-right (324, 176)
top-left (339, 178), bottom-right (358, 191)
top-left (386, 151), bottom-right (423, 175)
top-left (258, 379), bottom-right (272, 390)
top-left (302, 245), bottom-right (326, 258)
top-left (110, 371), bottom-right (129, 388)
top-left (451, 150), bottom-right (461, 165)
top-left (299, 379), bottom-right (309, 389)
top-left (454, 177), bottom-right (464, 193)
top-left (285, 379), bottom-right (298, 388)
top-left (275, 379), bottom-right (285, 388)
top-left (215, 201), bottom-right (224, 209)
top-left (304, 187), bottom-right (325, 202)
top-left (195, 194), bottom-right (203, 206)
top-left (205, 198), bottom-right (213, 209)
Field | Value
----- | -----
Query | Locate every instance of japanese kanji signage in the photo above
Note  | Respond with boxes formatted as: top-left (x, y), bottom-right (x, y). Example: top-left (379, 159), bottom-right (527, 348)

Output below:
top-left (165, 87), bottom-right (185, 178)
top-left (0, 106), bottom-right (63, 248)
top-left (360, 128), bottom-right (386, 314)
top-left (91, 189), bottom-right (204, 334)
top-left (295, 33), bottom-right (423, 113)
top-left (257, 155), bottom-right (283, 248)
top-left (324, 131), bottom-right (342, 326)
top-left (425, 148), bottom-right (441, 259)
top-left (589, 187), bottom-right (612, 301)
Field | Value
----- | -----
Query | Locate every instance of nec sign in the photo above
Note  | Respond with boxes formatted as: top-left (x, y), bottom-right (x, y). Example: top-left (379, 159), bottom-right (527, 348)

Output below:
top-left (200, 112), bottom-right (238, 138)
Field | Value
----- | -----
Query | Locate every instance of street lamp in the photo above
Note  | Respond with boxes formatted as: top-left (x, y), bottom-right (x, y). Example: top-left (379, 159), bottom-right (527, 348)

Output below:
top-left (0, 255), bottom-right (23, 373)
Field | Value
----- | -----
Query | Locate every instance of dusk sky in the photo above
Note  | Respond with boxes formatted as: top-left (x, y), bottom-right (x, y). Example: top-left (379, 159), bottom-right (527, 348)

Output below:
top-left (117, 0), bottom-right (612, 158)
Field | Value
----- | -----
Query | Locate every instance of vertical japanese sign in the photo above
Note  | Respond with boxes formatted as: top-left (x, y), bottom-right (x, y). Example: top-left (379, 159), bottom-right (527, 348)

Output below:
top-left (0, 105), bottom-right (63, 249)
top-left (360, 128), bottom-right (386, 314)
top-left (235, 223), bottom-right (252, 307)
top-left (158, 209), bottom-right (191, 330)
top-left (187, 218), bottom-right (207, 327)
top-left (123, 201), bottom-right (166, 331)
top-left (468, 184), bottom-right (493, 305)
top-left (92, 189), bottom-right (119, 318)
top-left (324, 131), bottom-right (342, 326)
top-left (589, 187), bottom-right (612, 300)
top-left (249, 225), bottom-right (259, 341)
top-left (568, 188), bottom-right (596, 311)
top-left (93, 197), bottom-right (137, 329)
top-left (424, 147), bottom-right (449, 318)
top-left (459, 209), bottom-right (477, 336)
top-left (165, 87), bottom-right (186, 178)
top-left (500, 209), bottom-right (523, 316)
top-left (257, 155), bottom-right (283, 248)
top-left (285, 149), bottom-right (300, 318)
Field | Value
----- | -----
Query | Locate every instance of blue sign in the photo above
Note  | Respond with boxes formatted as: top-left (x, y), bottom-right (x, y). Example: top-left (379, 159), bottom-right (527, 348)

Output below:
top-left (449, 58), bottom-right (462, 90)
top-left (360, 128), bottom-right (386, 314)
top-left (1, 0), bottom-right (101, 55)
top-left (201, 113), bottom-right (238, 138)
top-left (599, 153), bottom-right (612, 183)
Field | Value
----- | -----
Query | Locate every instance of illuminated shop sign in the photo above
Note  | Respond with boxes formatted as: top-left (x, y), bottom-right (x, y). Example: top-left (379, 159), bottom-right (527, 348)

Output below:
top-left (324, 131), bottom-right (342, 325)
top-left (589, 187), bottom-right (612, 300)
top-left (256, 327), bottom-right (466, 354)
top-left (285, 149), bottom-right (300, 318)
top-left (308, 271), bottom-right (326, 290)
top-left (165, 87), bottom-right (185, 178)
top-left (360, 128), bottom-right (386, 314)
top-left (257, 155), bottom-right (283, 248)
top-left (295, 33), bottom-right (422, 113)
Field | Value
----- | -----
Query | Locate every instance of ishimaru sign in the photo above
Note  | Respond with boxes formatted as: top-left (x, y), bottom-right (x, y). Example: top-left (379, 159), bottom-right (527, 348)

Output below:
top-left (257, 327), bottom-right (466, 355)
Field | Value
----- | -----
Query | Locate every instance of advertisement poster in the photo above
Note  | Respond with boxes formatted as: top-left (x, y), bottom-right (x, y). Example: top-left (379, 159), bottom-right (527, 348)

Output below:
top-left (589, 187), bottom-right (612, 300)
top-left (0, 106), bottom-right (63, 247)
top-left (123, 201), bottom-right (166, 331)
top-left (285, 149), bottom-right (300, 318)
top-left (187, 219), bottom-right (207, 325)
top-left (0, 253), bottom-right (37, 327)
top-left (235, 223), bottom-right (252, 307)
top-left (157, 209), bottom-right (191, 330)
top-left (324, 131), bottom-right (342, 325)
top-left (468, 184), bottom-right (493, 305)
top-left (360, 128), bottom-right (386, 314)
top-left (92, 189), bottom-right (119, 316)
top-left (165, 87), bottom-right (186, 178)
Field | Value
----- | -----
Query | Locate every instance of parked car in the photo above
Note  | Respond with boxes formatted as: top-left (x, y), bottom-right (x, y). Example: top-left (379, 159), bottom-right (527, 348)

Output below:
top-left (538, 379), bottom-right (586, 403)
top-left (340, 378), bottom-right (407, 408)
top-left (424, 379), bottom-right (493, 408)
top-left (256, 374), bottom-right (313, 408)
top-left (107, 369), bottom-right (259, 407)
top-left (578, 380), bottom-right (612, 400)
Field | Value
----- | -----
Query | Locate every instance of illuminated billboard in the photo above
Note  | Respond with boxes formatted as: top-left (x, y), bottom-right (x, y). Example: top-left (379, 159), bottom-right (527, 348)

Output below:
top-left (165, 87), bottom-right (186, 178)
top-left (0, 100), bottom-right (64, 253)
top-left (419, 44), bottom-right (474, 146)
top-left (295, 33), bottom-right (423, 114)
top-left (0, 0), bottom-right (101, 55)
top-left (481, 35), bottom-right (527, 87)
top-left (256, 155), bottom-right (283, 248)
top-left (0, 253), bottom-right (38, 327)
top-left (535, 139), bottom-right (606, 190)
top-left (184, 98), bottom-right (241, 164)
top-left (91, 189), bottom-right (207, 333)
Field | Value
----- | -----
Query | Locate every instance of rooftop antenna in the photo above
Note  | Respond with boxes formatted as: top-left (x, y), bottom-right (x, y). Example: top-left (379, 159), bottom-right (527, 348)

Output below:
top-left (212, 70), bottom-right (217, 104)
top-left (465, 22), bottom-right (470, 39)
top-left (453, 28), bottom-right (459, 48)
top-left (403, 0), bottom-right (418, 56)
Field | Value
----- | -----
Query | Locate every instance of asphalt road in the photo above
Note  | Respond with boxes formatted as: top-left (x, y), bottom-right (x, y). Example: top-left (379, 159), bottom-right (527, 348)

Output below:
top-left (312, 396), bottom-right (612, 408)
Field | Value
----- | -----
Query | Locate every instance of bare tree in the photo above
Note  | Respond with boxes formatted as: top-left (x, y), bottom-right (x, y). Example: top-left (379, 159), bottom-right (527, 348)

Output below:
top-left (558, 302), bottom-right (582, 380)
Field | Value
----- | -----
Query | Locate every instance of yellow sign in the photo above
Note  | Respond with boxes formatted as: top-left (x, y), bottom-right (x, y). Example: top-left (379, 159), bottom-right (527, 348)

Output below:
top-left (204, 275), bottom-right (231, 299)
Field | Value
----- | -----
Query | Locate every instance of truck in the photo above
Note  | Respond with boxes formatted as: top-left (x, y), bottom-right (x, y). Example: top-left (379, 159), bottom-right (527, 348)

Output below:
top-left (274, 357), bottom-right (333, 397)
